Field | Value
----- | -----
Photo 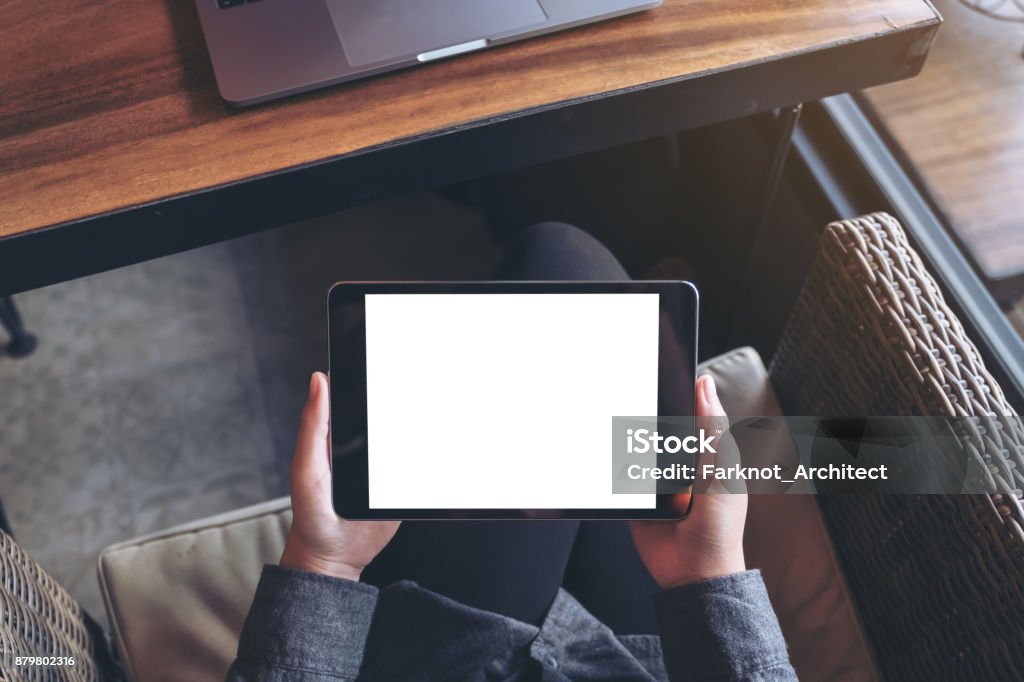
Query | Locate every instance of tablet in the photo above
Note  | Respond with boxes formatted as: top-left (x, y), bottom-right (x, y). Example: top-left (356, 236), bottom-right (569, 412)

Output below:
top-left (328, 281), bottom-right (698, 520)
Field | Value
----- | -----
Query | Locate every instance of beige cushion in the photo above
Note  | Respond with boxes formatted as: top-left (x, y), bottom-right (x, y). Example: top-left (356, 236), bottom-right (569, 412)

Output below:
top-left (99, 346), bottom-right (877, 682)
top-left (701, 347), bottom-right (878, 681)
top-left (98, 498), bottom-right (291, 682)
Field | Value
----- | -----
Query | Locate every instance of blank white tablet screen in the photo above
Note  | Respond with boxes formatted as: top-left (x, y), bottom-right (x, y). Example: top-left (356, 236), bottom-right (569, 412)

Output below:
top-left (364, 293), bottom-right (659, 509)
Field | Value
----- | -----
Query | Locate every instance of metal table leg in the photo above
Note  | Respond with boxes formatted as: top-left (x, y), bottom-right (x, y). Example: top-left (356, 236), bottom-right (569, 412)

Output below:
top-left (0, 295), bottom-right (38, 358)
top-left (720, 103), bottom-right (803, 342)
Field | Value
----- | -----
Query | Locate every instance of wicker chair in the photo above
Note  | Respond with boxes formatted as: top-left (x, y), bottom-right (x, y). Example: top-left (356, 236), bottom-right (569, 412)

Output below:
top-left (0, 530), bottom-right (103, 682)
top-left (2, 211), bottom-right (1022, 681)
top-left (770, 212), bottom-right (1024, 680)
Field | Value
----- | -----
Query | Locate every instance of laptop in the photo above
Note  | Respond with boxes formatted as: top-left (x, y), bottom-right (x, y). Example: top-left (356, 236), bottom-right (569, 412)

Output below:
top-left (194, 0), bottom-right (661, 106)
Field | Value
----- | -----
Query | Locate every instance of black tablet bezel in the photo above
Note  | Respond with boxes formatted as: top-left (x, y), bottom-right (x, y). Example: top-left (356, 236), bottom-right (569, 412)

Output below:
top-left (328, 281), bottom-right (698, 520)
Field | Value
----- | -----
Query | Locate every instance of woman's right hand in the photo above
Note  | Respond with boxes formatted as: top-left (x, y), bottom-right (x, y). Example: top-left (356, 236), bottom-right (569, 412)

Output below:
top-left (629, 375), bottom-right (747, 588)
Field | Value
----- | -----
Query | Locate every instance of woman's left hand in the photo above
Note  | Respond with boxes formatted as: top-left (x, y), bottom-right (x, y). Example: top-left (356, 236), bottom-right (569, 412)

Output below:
top-left (280, 372), bottom-right (400, 581)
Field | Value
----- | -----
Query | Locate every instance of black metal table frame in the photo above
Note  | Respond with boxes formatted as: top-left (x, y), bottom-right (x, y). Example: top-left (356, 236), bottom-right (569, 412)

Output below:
top-left (790, 94), bottom-right (1024, 410)
top-left (0, 21), bottom-right (936, 354)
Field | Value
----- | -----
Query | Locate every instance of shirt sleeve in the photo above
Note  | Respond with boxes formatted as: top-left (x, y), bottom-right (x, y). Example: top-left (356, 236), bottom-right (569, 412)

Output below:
top-left (655, 569), bottom-right (797, 682)
top-left (226, 564), bottom-right (380, 682)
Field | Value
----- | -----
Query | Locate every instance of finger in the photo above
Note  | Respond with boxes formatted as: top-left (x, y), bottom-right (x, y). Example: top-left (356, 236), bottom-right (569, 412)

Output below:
top-left (292, 372), bottom-right (332, 497)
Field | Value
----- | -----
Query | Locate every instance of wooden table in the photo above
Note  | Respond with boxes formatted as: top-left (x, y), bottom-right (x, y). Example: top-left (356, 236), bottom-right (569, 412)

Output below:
top-left (0, 0), bottom-right (940, 295)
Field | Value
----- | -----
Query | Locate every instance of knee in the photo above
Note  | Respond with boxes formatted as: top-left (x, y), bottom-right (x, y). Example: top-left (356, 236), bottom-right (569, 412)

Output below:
top-left (498, 220), bottom-right (628, 281)
top-left (517, 221), bottom-right (604, 254)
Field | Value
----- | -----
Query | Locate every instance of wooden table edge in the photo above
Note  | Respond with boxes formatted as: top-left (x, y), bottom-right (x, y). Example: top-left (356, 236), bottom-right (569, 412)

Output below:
top-left (0, 12), bottom-right (941, 294)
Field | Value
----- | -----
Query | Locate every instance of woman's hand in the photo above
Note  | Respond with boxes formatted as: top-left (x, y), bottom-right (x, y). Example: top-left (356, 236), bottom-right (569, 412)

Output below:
top-left (630, 375), bottom-right (747, 588)
top-left (280, 372), bottom-right (400, 581)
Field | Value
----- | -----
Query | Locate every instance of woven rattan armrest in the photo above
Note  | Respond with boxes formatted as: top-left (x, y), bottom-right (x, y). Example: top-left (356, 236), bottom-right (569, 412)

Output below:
top-left (769, 212), bottom-right (1024, 680)
top-left (0, 530), bottom-right (102, 681)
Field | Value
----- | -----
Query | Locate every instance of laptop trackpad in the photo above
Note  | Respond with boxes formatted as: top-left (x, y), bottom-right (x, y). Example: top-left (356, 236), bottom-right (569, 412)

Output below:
top-left (327, 0), bottom-right (547, 67)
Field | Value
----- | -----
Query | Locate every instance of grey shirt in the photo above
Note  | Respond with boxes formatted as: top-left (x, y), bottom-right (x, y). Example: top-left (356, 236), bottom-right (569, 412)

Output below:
top-left (227, 565), bottom-right (796, 681)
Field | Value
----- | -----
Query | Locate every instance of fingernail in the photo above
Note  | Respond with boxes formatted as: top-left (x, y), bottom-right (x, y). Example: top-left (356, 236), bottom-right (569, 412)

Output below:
top-left (701, 374), bottom-right (717, 406)
top-left (309, 372), bottom-right (319, 401)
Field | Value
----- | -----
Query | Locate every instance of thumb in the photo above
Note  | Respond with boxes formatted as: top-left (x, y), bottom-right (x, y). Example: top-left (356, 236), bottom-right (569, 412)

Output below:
top-left (292, 372), bottom-right (333, 505)
top-left (695, 375), bottom-right (742, 494)
top-left (697, 374), bottom-right (726, 418)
